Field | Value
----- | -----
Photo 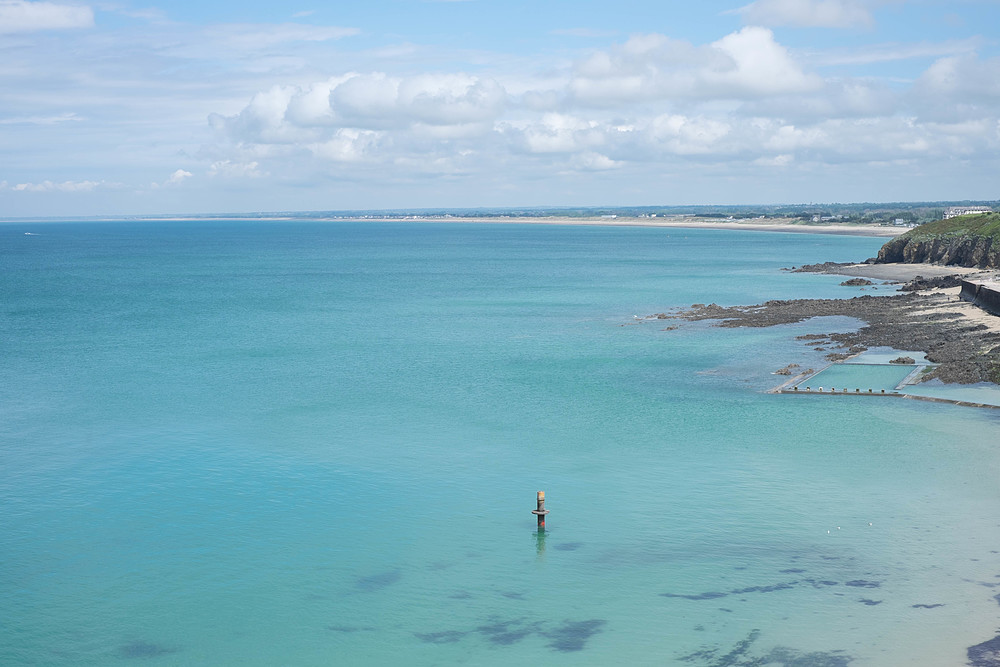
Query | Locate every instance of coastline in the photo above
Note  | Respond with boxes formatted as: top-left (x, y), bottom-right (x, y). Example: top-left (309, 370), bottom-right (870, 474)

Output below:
top-left (345, 216), bottom-right (910, 237)
top-left (8, 215), bottom-right (910, 238)
top-left (804, 262), bottom-right (1000, 338)
top-left (668, 262), bottom-right (1000, 387)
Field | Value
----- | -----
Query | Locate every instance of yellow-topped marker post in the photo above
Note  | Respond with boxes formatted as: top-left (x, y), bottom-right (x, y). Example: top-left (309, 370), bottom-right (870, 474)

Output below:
top-left (532, 491), bottom-right (550, 532)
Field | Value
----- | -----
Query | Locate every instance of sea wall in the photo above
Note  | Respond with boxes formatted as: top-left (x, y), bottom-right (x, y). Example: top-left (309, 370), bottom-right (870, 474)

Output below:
top-left (960, 280), bottom-right (1000, 316)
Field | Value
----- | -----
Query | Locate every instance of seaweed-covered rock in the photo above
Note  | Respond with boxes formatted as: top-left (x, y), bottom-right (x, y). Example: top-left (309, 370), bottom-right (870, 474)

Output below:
top-left (969, 634), bottom-right (1000, 667)
top-left (791, 261), bottom-right (859, 273)
top-left (670, 293), bottom-right (1000, 384)
top-left (900, 275), bottom-right (964, 291)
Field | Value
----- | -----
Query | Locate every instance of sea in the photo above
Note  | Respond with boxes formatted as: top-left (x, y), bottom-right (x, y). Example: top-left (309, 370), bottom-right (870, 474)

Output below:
top-left (3, 220), bottom-right (1000, 666)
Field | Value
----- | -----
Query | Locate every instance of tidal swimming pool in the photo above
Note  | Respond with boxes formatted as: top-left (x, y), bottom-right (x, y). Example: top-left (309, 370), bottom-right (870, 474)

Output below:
top-left (795, 363), bottom-right (921, 393)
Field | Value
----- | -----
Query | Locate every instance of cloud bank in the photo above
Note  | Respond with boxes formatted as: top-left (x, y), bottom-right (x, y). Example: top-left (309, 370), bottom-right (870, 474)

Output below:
top-left (2, 2), bottom-right (999, 214)
top-left (736, 0), bottom-right (875, 28)
top-left (203, 25), bottom-right (1000, 189)
top-left (0, 0), bottom-right (94, 33)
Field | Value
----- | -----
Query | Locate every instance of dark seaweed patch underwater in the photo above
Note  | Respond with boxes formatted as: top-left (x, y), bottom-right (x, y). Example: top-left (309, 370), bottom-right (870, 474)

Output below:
top-left (679, 630), bottom-right (852, 667)
top-left (327, 625), bottom-right (376, 633)
top-left (661, 580), bottom-right (801, 601)
top-left (116, 641), bottom-right (177, 659)
top-left (542, 619), bottom-right (606, 652)
top-left (353, 569), bottom-right (402, 592)
top-left (969, 634), bottom-right (1000, 667)
top-left (414, 630), bottom-right (467, 644)
top-left (413, 616), bottom-right (606, 652)
top-left (475, 618), bottom-right (533, 646)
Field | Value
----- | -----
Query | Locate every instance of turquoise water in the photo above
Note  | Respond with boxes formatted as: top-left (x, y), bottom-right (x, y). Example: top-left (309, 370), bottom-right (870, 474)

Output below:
top-left (845, 349), bottom-right (930, 366)
top-left (799, 348), bottom-right (1000, 407)
top-left (797, 364), bottom-right (918, 393)
top-left (904, 381), bottom-right (1000, 408)
top-left (3, 221), bottom-right (1000, 666)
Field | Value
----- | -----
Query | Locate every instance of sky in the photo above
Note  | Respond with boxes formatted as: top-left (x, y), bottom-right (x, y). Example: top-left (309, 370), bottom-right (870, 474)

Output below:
top-left (1, 0), bottom-right (999, 216)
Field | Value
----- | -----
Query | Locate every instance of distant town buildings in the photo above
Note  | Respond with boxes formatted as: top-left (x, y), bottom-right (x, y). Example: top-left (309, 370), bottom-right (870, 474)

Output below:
top-left (944, 205), bottom-right (993, 219)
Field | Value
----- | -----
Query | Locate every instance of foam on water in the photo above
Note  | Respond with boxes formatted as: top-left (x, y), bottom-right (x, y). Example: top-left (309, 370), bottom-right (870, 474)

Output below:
top-left (2, 221), bottom-right (1000, 666)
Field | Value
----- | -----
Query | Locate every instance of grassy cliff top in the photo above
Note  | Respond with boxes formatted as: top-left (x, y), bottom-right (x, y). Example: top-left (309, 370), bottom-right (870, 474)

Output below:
top-left (901, 213), bottom-right (1000, 241)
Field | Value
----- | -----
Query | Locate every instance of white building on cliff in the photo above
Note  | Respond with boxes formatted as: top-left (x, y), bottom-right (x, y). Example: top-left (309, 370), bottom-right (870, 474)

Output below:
top-left (944, 205), bottom-right (992, 219)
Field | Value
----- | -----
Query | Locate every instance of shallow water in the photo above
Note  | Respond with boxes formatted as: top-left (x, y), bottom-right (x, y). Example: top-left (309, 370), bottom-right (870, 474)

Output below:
top-left (2, 221), bottom-right (1000, 666)
top-left (798, 364), bottom-right (918, 393)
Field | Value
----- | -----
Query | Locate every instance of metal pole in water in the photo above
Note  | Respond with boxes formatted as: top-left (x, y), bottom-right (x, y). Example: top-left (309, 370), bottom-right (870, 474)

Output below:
top-left (532, 491), bottom-right (550, 532)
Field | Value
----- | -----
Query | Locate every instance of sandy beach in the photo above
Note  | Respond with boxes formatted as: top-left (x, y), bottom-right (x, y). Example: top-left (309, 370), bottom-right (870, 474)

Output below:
top-left (353, 215), bottom-right (910, 237)
top-left (844, 264), bottom-right (1000, 339)
top-left (819, 262), bottom-right (990, 280)
top-left (48, 214), bottom-right (911, 238)
top-left (806, 262), bottom-right (1000, 337)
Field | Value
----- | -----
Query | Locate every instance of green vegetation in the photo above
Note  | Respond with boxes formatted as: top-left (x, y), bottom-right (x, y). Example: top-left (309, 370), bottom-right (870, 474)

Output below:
top-left (876, 212), bottom-right (1000, 267)
top-left (898, 213), bottom-right (1000, 242)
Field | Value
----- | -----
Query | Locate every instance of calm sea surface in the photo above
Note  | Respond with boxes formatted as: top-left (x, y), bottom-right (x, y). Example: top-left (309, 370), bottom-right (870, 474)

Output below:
top-left (3, 221), bottom-right (1000, 665)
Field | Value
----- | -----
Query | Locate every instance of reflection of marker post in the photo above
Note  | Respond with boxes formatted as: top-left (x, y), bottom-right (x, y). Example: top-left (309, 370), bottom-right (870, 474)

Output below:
top-left (532, 491), bottom-right (549, 532)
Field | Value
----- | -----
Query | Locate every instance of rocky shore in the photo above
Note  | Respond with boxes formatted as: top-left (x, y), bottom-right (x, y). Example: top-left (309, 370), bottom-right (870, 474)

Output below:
top-left (665, 268), bottom-right (1000, 385)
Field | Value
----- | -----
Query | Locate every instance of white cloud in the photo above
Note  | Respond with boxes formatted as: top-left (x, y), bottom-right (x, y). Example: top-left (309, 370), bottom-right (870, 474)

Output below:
top-left (754, 153), bottom-right (794, 167)
top-left (570, 152), bottom-right (622, 170)
top-left (504, 113), bottom-right (605, 154)
top-left (211, 71), bottom-right (508, 164)
top-left (808, 38), bottom-right (982, 67)
top-left (648, 114), bottom-right (732, 154)
top-left (0, 0), bottom-right (94, 33)
top-left (736, 0), bottom-right (874, 29)
top-left (909, 53), bottom-right (1000, 122)
top-left (915, 54), bottom-right (1000, 100)
top-left (209, 160), bottom-right (265, 178)
top-left (709, 27), bottom-right (822, 96)
top-left (149, 169), bottom-right (192, 189)
top-left (331, 73), bottom-right (506, 127)
top-left (11, 179), bottom-right (100, 192)
top-left (308, 129), bottom-right (383, 162)
top-left (738, 78), bottom-right (897, 122)
top-left (206, 22), bottom-right (360, 50)
top-left (167, 169), bottom-right (192, 184)
top-left (191, 15), bottom-right (1000, 202)
top-left (0, 111), bottom-right (82, 125)
top-left (112, 6), bottom-right (172, 24)
top-left (566, 28), bottom-right (820, 106)
top-left (199, 24), bottom-right (1000, 188)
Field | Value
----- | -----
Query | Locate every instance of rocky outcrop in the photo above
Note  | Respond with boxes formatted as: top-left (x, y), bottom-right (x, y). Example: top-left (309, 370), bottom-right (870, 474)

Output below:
top-left (900, 275), bottom-right (963, 291)
top-left (876, 233), bottom-right (1000, 267)
top-left (671, 293), bottom-right (1000, 384)
top-left (876, 213), bottom-right (1000, 267)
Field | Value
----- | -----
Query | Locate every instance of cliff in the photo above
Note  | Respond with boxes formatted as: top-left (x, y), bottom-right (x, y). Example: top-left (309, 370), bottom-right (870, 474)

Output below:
top-left (875, 213), bottom-right (1000, 268)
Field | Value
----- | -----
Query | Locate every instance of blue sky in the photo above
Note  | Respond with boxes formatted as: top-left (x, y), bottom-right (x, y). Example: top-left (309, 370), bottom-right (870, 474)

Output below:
top-left (1, 0), bottom-right (999, 216)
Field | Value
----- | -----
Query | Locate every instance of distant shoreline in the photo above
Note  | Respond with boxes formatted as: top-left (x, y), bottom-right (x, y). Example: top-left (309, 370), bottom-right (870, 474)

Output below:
top-left (6, 215), bottom-right (910, 238)
top-left (389, 216), bottom-right (909, 237)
